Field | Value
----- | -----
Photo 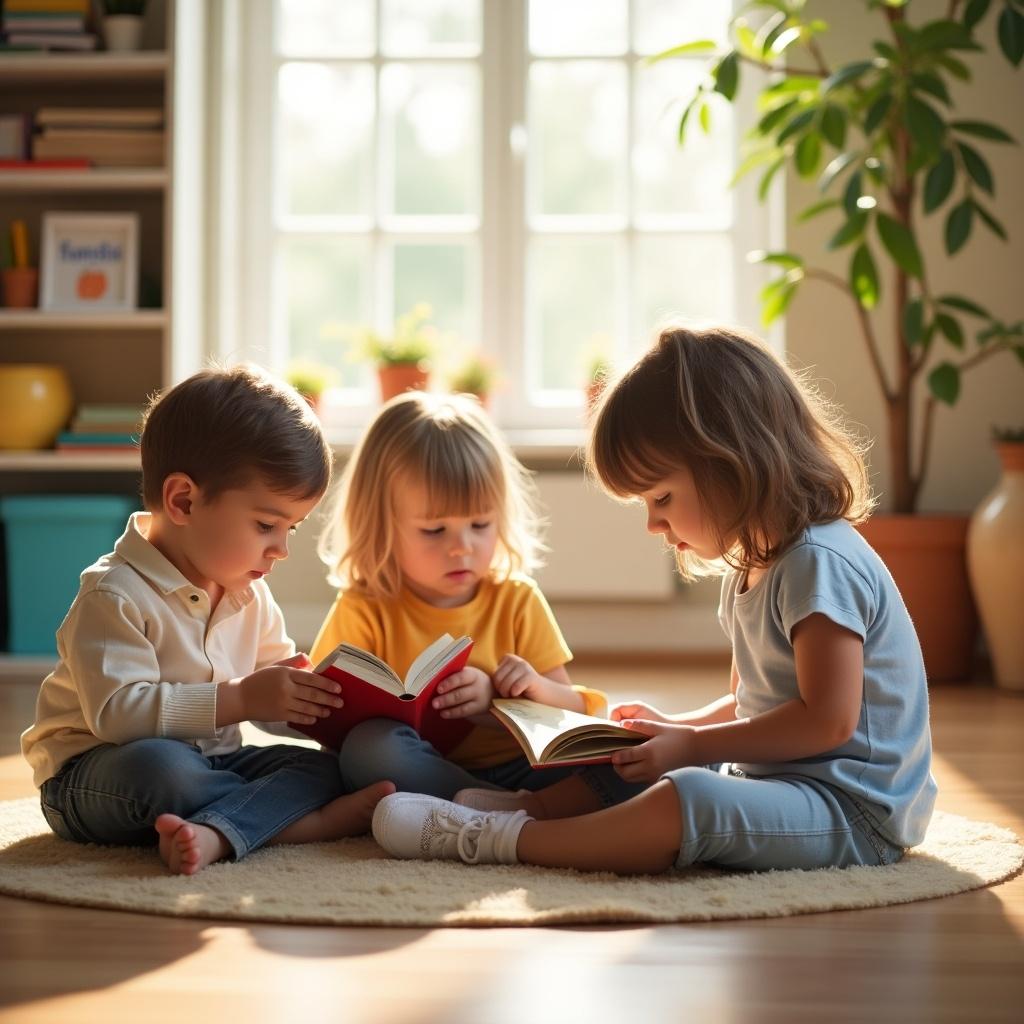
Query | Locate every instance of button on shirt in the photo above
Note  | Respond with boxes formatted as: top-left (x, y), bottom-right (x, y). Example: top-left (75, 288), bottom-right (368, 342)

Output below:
top-left (21, 511), bottom-right (295, 788)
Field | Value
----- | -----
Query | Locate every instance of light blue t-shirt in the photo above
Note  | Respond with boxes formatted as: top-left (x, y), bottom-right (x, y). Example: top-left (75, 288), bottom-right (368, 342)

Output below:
top-left (718, 519), bottom-right (937, 848)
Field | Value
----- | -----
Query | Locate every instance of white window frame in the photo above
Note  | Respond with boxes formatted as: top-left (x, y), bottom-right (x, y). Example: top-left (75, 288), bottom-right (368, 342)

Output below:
top-left (216, 0), bottom-right (782, 438)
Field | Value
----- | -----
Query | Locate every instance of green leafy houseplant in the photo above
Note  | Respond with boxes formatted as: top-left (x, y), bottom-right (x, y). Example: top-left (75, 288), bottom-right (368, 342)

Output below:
top-left (285, 359), bottom-right (335, 401)
top-left (358, 303), bottom-right (438, 368)
top-left (661, 0), bottom-right (1023, 513)
top-left (449, 351), bottom-right (499, 398)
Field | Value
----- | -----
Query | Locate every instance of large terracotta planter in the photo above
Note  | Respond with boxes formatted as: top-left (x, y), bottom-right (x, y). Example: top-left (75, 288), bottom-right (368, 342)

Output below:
top-left (967, 443), bottom-right (1024, 690)
top-left (857, 513), bottom-right (977, 682)
top-left (378, 363), bottom-right (428, 402)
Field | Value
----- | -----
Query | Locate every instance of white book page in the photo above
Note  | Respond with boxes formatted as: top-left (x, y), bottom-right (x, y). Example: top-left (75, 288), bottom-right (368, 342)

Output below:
top-left (491, 699), bottom-right (613, 760)
top-left (406, 633), bottom-right (471, 696)
top-left (315, 642), bottom-right (403, 696)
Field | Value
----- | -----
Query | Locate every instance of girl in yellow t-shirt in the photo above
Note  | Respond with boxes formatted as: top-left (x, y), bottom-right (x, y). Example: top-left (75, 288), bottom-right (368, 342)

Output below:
top-left (312, 391), bottom-right (641, 811)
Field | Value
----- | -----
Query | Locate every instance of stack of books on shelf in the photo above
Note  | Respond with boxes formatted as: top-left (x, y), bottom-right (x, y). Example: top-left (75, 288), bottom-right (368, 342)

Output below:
top-left (57, 404), bottom-right (144, 454)
top-left (32, 107), bottom-right (165, 167)
top-left (1, 0), bottom-right (97, 51)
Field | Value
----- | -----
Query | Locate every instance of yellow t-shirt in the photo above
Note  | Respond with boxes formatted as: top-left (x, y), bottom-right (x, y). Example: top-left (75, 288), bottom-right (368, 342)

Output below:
top-left (310, 573), bottom-right (606, 770)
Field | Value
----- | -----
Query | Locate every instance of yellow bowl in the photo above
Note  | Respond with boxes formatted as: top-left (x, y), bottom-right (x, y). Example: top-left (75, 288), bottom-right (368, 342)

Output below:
top-left (0, 364), bottom-right (74, 450)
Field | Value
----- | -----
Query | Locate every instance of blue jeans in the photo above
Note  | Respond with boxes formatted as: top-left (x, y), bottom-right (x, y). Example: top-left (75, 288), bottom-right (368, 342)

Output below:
top-left (39, 738), bottom-right (345, 860)
top-left (666, 764), bottom-right (906, 871)
top-left (338, 717), bottom-right (645, 806)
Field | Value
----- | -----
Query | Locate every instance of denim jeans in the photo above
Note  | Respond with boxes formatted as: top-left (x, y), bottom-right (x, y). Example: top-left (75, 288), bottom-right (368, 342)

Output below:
top-left (39, 737), bottom-right (345, 860)
top-left (338, 717), bottom-right (645, 806)
top-left (666, 763), bottom-right (906, 871)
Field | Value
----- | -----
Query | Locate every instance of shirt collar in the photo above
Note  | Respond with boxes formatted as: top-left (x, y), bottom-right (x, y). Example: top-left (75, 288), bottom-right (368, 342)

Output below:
top-left (114, 511), bottom-right (256, 610)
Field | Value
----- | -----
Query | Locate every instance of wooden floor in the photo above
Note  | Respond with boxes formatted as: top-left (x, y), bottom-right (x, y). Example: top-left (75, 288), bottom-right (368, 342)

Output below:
top-left (1, 661), bottom-right (1022, 1023)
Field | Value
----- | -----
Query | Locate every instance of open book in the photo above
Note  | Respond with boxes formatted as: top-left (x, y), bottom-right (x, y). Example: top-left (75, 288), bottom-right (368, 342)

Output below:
top-left (290, 633), bottom-right (475, 754)
top-left (489, 698), bottom-right (646, 768)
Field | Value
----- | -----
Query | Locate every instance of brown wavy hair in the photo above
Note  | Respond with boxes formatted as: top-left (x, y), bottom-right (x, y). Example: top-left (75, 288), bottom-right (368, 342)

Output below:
top-left (587, 324), bottom-right (874, 579)
top-left (318, 391), bottom-right (544, 599)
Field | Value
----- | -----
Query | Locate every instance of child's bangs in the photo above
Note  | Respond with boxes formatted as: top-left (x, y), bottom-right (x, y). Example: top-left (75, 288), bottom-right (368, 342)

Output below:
top-left (415, 428), bottom-right (503, 518)
top-left (590, 385), bottom-right (681, 499)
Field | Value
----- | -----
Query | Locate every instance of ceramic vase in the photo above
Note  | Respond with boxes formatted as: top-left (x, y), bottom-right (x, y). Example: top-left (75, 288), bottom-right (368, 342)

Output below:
top-left (0, 364), bottom-right (73, 449)
top-left (967, 443), bottom-right (1024, 690)
top-left (102, 14), bottom-right (144, 52)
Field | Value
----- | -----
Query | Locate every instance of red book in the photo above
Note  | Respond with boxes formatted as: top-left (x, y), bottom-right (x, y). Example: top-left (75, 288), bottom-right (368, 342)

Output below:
top-left (290, 633), bottom-right (475, 755)
top-left (0, 158), bottom-right (91, 169)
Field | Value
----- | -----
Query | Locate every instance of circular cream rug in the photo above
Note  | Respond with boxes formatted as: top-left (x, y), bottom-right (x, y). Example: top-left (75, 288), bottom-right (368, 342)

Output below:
top-left (0, 798), bottom-right (1020, 926)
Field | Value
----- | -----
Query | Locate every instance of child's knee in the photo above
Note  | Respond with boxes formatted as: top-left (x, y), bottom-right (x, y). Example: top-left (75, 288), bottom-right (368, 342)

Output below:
top-left (338, 718), bottom-right (419, 789)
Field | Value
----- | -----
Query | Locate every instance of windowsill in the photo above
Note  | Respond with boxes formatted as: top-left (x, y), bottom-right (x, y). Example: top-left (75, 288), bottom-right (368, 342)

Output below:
top-left (325, 427), bottom-right (589, 468)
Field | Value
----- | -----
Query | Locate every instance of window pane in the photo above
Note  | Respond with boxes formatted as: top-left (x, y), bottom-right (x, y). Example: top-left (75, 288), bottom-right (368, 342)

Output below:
top-left (529, 238), bottom-right (621, 392)
top-left (283, 237), bottom-right (371, 387)
top-left (633, 60), bottom-right (733, 221)
top-left (633, 234), bottom-right (733, 341)
top-left (277, 0), bottom-right (373, 56)
top-left (392, 242), bottom-right (474, 344)
top-left (530, 61), bottom-right (626, 217)
top-left (382, 64), bottom-right (480, 216)
top-left (278, 63), bottom-right (374, 217)
top-left (529, 0), bottom-right (627, 55)
top-left (382, 0), bottom-right (481, 55)
top-left (633, 0), bottom-right (731, 56)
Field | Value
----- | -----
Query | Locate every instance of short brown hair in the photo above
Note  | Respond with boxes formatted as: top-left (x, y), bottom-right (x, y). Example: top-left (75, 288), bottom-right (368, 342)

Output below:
top-left (587, 324), bottom-right (874, 579)
top-left (140, 365), bottom-right (332, 509)
top-left (318, 391), bottom-right (543, 599)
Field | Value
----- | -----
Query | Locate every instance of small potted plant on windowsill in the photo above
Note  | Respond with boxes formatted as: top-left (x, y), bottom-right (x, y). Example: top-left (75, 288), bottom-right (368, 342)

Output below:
top-left (358, 303), bottom-right (437, 403)
top-left (585, 354), bottom-right (614, 415)
top-left (448, 351), bottom-right (499, 409)
top-left (101, 0), bottom-right (146, 52)
top-left (285, 359), bottom-right (335, 418)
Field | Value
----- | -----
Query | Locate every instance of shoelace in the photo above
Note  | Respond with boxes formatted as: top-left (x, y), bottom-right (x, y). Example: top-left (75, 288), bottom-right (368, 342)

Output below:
top-left (455, 813), bottom-right (498, 864)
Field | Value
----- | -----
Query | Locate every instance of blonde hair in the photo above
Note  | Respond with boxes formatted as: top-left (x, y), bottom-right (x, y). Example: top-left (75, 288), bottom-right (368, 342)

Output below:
top-left (319, 391), bottom-right (544, 598)
top-left (587, 324), bottom-right (875, 580)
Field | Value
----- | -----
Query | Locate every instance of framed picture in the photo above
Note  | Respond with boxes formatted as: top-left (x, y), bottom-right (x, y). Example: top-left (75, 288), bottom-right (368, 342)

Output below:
top-left (40, 212), bottom-right (139, 311)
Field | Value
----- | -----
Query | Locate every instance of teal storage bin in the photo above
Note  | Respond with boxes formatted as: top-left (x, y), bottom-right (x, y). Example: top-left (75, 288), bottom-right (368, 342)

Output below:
top-left (0, 495), bottom-right (138, 655)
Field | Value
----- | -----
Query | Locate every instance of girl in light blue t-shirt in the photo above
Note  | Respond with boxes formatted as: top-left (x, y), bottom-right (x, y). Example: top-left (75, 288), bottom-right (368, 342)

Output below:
top-left (369, 324), bottom-right (938, 873)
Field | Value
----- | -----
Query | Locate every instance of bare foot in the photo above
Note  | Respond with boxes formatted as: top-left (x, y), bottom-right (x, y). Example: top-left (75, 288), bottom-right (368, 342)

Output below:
top-left (269, 780), bottom-right (397, 846)
top-left (455, 787), bottom-right (545, 817)
top-left (155, 814), bottom-right (231, 876)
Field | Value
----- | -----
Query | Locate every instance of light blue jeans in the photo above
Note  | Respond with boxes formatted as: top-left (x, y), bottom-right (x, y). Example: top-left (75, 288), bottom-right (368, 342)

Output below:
top-left (39, 737), bottom-right (346, 860)
top-left (667, 763), bottom-right (906, 871)
top-left (339, 717), bottom-right (645, 806)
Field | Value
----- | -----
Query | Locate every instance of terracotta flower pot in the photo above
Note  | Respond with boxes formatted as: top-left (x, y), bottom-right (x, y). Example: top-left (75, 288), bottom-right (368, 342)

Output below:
top-left (857, 513), bottom-right (978, 683)
top-left (967, 443), bottom-right (1024, 690)
top-left (378, 363), bottom-right (428, 403)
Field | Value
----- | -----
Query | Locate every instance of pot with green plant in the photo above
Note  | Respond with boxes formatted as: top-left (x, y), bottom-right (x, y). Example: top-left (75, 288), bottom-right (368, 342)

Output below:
top-left (967, 427), bottom-right (1024, 689)
top-left (101, 0), bottom-right (146, 51)
top-left (449, 350), bottom-right (499, 408)
top-left (285, 359), bottom-right (335, 417)
top-left (585, 354), bottom-right (614, 414)
top-left (659, 0), bottom-right (1023, 679)
top-left (359, 303), bottom-right (437, 402)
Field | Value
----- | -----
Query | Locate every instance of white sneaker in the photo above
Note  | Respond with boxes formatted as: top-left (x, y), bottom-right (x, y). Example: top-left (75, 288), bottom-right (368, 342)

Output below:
top-left (371, 792), bottom-right (531, 865)
top-left (454, 787), bottom-right (533, 812)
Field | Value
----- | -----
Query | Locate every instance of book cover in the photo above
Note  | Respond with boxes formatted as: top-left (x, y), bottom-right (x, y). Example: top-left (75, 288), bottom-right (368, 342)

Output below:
top-left (489, 698), bottom-right (646, 768)
top-left (290, 634), bottom-right (476, 755)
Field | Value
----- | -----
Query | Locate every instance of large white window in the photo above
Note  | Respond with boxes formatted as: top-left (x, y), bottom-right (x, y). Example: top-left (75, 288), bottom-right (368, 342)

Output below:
top-left (226, 0), bottom-right (775, 434)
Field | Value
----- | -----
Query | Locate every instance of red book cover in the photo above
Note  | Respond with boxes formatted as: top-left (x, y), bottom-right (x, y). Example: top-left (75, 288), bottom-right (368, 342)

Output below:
top-left (290, 634), bottom-right (475, 755)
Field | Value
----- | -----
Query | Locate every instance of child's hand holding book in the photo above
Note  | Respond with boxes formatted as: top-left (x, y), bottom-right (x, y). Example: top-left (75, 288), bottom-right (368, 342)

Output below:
top-left (431, 665), bottom-right (494, 718)
top-left (218, 654), bottom-right (344, 727)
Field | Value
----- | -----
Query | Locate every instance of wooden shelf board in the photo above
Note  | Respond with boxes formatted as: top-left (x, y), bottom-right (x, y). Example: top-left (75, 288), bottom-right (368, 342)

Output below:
top-left (0, 52), bottom-right (167, 82)
top-left (0, 310), bottom-right (166, 330)
top-left (0, 169), bottom-right (167, 193)
top-left (0, 451), bottom-right (140, 472)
